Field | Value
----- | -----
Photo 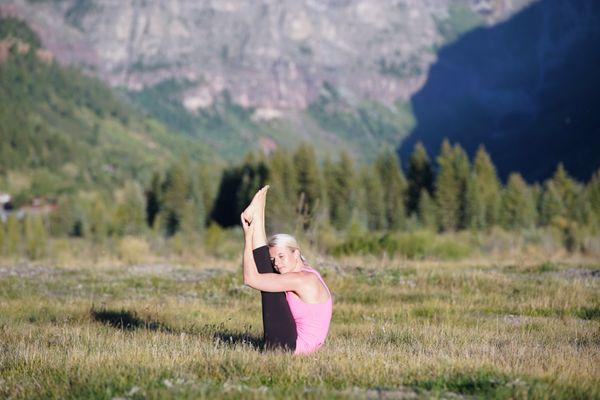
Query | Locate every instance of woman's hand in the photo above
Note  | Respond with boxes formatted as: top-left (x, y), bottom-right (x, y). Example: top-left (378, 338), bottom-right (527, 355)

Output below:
top-left (240, 212), bottom-right (253, 237)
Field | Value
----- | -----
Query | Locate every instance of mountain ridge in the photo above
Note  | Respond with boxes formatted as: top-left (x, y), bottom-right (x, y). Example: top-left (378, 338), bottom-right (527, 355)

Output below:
top-left (4, 0), bottom-right (598, 183)
top-left (0, 16), bottom-right (217, 201)
top-left (400, 0), bottom-right (600, 183)
top-left (1, 0), bottom-right (534, 112)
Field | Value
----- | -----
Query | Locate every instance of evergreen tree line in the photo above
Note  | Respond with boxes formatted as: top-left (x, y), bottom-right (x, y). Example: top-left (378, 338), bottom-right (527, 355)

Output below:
top-left (1, 139), bottom-right (599, 258)
top-left (207, 139), bottom-right (599, 236)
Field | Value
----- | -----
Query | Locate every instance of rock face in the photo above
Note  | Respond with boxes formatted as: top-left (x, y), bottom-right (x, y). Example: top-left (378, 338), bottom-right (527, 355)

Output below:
top-left (0, 0), bottom-right (534, 112)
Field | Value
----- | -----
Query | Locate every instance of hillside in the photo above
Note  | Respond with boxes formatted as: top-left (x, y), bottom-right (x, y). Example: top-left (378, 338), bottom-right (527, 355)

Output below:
top-left (399, 0), bottom-right (600, 183)
top-left (0, 17), bottom-right (216, 202)
top-left (0, 0), bottom-right (533, 106)
top-left (2, 1), bottom-right (598, 181)
top-left (0, 0), bottom-right (535, 162)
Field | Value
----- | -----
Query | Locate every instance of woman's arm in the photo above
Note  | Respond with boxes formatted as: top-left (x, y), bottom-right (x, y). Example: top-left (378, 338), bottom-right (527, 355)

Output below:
top-left (242, 214), bottom-right (304, 292)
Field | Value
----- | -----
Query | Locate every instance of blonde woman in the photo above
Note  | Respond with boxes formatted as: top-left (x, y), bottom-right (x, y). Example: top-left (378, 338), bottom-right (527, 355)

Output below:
top-left (240, 185), bottom-right (332, 354)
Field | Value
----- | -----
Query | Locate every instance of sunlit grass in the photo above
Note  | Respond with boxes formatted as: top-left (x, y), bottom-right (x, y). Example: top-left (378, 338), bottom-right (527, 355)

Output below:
top-left (0, 254), bottom-right (598, 399)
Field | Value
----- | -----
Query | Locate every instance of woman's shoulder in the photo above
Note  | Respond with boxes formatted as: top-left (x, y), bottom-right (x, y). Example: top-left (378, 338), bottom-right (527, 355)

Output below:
top-left (299, 265), bottom-right (321, 278)
top-left (300, 267), bottom-right (330, 295)
top-left (289, 268), bottom-right (320, 288)
top-left (296, 268), bottom-right (319, 280)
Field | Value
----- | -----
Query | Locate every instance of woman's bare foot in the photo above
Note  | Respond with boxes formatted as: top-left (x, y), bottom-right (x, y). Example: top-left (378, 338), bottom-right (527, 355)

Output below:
top-left (254, 185), bottom-right (269, 223)
top-left (241, 185), bottom-right (269, 225)
top-left (247, 186), bottom-right (269, 248)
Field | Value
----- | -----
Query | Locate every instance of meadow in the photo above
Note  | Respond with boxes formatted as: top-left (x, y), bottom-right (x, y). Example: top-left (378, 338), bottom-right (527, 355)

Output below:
top-left (0, 237), bottom-right (599, 399)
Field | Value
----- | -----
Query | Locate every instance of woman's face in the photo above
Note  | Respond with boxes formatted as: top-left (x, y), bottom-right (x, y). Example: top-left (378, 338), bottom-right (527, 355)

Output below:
top-left (268, 246), bottom-right (299, 274)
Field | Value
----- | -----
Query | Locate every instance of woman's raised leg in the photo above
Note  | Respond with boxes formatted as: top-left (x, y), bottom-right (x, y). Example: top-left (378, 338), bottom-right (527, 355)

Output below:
top-left (246, 187), bottom-right (296, 351)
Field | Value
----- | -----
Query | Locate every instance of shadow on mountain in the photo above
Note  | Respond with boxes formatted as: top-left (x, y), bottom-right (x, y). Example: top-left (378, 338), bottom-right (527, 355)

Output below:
top-left (399, 0), bottom-right (600, 183)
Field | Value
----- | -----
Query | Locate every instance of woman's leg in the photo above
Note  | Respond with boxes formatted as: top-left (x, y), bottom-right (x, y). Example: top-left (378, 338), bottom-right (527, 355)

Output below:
top-left (245, 186), bottom-right (296, 351)
top-left (253, 245), bottom-right (297, 351)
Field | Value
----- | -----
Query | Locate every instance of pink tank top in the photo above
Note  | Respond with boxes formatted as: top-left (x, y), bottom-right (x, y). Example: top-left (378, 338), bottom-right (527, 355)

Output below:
top-left (286, 265), bottom-right (333, 355)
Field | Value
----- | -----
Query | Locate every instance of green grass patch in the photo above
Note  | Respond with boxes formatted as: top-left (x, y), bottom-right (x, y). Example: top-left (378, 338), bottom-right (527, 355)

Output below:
top-left (574, 306), bottom-right (600, 321)
top-left (332, 231), bottom-right (472, 260)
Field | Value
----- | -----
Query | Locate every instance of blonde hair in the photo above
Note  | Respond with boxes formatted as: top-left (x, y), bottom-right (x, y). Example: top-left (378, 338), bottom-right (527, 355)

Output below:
top-left (267, 233), bottom-right (308, 263)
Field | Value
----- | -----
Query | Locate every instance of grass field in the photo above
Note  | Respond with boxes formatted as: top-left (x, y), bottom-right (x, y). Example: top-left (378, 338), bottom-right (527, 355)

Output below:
top-left (0, 250), bottom-right (599, 399)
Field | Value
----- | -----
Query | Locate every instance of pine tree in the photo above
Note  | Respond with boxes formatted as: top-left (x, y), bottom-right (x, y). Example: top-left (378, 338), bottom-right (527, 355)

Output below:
top-left (465, 145), bottom-right (502, 230)
top-left (321, 155), bottom-right (334, 224)
top-left (539, 181), bottom-right (564, 226)
top-left (465, 172), bottom-right (485, 230)
top-left (500, 172), bottom-right (536, 229)
top-left (266, 149), bottom-right (298, 232)
top-left (210, 166), bottom-right (243, 227)
top-left (535, 163), bottom-right (581, 228)
top-left (530, 183), bottom-right (543, 226)
top-left (146, 171), bottom-right (162, 229)
top-left (161, 163), bottom-right (190, 236)
top-left (418, 188), bottom-right (437, 230)
top-left (179, 198), bottom-right (203, 236)
top-left (550, 163), bottom-right (580, 220)
top-left (587, 168), bottom-right (600, 231)
top-left (88, 195), bottom-right (110, 241)
top-left (434, 139), bottom-right (460, 232)
top-left (113, 180), bottom-right (146, 236)
top-left (71, 197), bottom-right (89, 238)
top-left (184, 170), bottom-right (207, 235)
top-left (359, 164), bottom-right (386, 230)
top-left (196, 164), bottom-right (220, 221)
top-left (407, 141), bottom-right (434, 216)
top-left (571, 187), bottom-right (593, 228)
top-left (266, 160), bottom-right (290, 232)
top-left (293, 143), bottom-right (323, 226)
top-left (49, 196), bottom-right (78, 236)
top-left (326, 150), bottom-right (356, 230)
top-left (375, 149), bottom-right (407, 230)
top-left (452, 143), bottom-right (471, 230)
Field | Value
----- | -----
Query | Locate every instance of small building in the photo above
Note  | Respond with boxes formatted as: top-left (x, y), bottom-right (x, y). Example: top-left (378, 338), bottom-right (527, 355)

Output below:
top-left (0, 192), bottom-right (10, 223)
top-left (0, 192), bottom-right (10, 206)
top-left (0, 194), bottom-right (58, 223)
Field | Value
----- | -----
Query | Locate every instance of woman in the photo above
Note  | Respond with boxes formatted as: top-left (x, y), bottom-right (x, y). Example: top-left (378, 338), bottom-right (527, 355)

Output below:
top-left (240, 185), bottom-right (332, 355)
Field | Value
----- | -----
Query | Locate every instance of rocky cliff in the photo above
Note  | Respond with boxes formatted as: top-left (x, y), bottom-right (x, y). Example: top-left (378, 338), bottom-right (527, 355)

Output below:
top-left (0, 0), bottom-right (534, 115)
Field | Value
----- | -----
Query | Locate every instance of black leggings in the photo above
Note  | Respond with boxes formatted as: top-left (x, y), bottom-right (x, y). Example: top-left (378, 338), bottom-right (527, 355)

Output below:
top-left (252, 245), bottom-right (297, 351)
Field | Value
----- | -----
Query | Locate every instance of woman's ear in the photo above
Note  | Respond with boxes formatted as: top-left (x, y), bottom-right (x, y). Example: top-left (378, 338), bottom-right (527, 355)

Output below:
top-left (292, 248), bottom-right (300, 261)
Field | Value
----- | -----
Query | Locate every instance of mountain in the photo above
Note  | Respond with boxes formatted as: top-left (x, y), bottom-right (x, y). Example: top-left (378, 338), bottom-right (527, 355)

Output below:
top-left (0, 0), bottom-right (535, 161)
top-left (0, 0), bottom-right (533, 106)
top-left (0, 17), bottom-right (216, 201)
top-left (4, 1), bottom-right (598, 183)
top-left (399, 0), bottom-right (600, 183)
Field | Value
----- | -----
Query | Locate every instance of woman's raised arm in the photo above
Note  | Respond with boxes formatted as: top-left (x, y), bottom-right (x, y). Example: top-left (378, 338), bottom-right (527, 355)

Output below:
top-left (240, 186), bottom-right (304, 292)
top-left (241, 211), bottom-right (303, 292)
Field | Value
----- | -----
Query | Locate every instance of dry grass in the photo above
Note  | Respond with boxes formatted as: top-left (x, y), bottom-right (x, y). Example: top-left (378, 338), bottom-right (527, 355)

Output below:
top-left (0, 250), bottom-right (598, 399)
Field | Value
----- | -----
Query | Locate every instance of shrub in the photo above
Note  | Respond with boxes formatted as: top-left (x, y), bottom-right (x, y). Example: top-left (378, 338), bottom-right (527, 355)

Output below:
top-left (204, 224), bottom-right (240, 259)
top-left (331, 230), bottom-right (472, 260)
top-left (117, 236), bottom-right (150, 265)
top-left (430, 237), bottom-right (472, 260)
